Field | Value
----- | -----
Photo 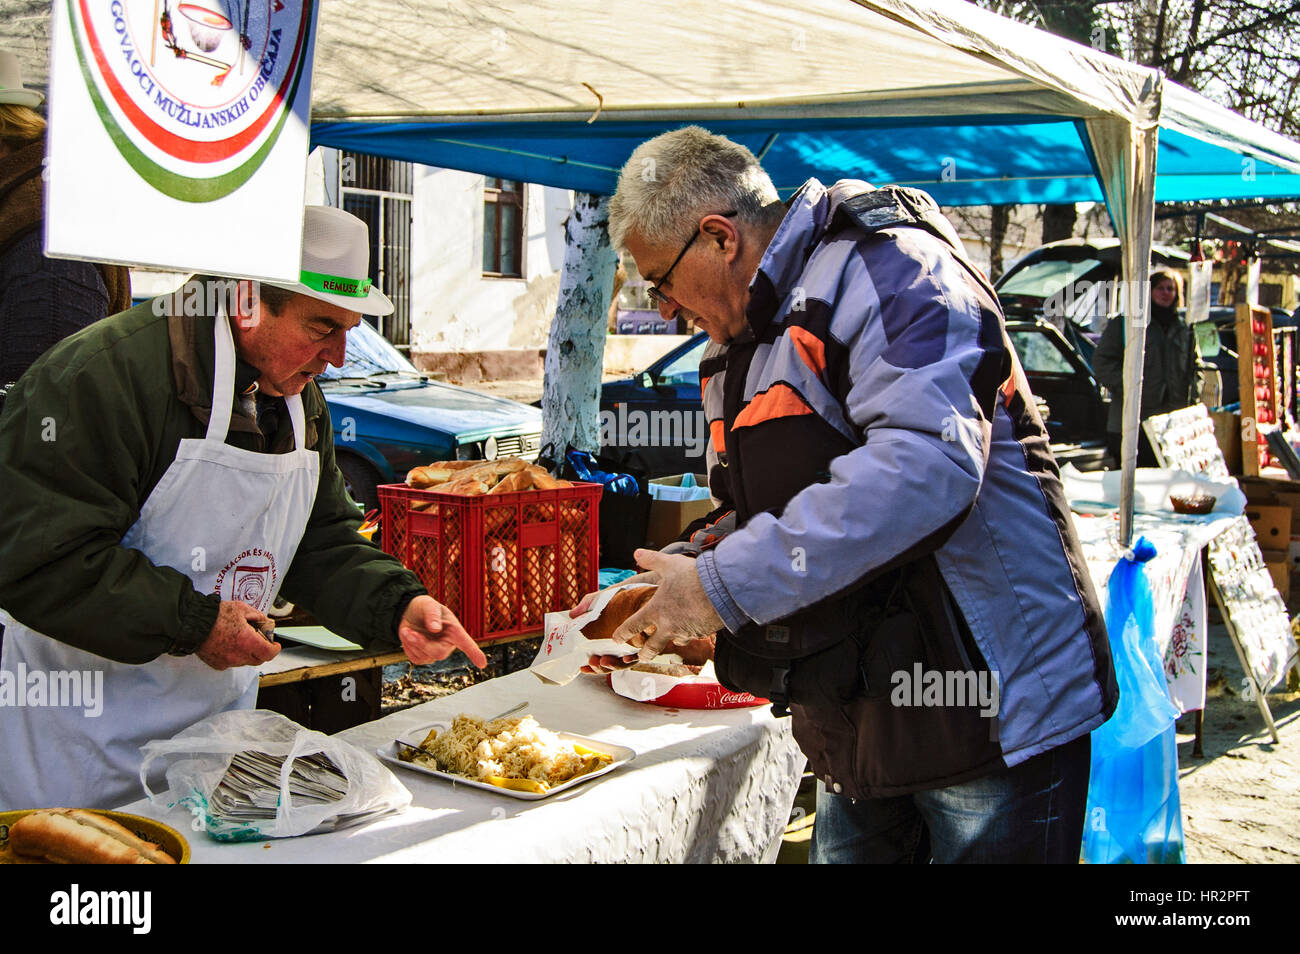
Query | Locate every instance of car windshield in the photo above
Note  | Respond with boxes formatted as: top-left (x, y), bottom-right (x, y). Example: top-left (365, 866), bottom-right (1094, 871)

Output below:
top-left (998, 258), bottom-right (1103, 301)
top-left (318, 320), bottom-right (419, 380)
top-left (657, 336), bottom-right (708, 386)
top-left (1008, 329), bottom-right (1074, 374)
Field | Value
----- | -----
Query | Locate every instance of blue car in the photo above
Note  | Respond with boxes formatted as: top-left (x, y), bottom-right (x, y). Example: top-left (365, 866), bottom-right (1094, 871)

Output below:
top-left (320, 321), bottom-right (542, 510)
top-left (599, 333), bottom-right (709, 478)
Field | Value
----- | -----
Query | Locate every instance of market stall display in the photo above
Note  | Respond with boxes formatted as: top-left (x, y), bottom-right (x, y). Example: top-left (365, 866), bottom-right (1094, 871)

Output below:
top-left (1144, 404), bottom-right (1300, 741)
top-left (1235, 303), bottom-right (1282, 474)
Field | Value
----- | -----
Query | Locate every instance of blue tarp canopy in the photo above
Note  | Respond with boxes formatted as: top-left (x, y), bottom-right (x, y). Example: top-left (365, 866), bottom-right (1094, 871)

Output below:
top-left (312, 115), bottom-right (1300, 207)
top-left (10, 0), bottom-right (1300, 205)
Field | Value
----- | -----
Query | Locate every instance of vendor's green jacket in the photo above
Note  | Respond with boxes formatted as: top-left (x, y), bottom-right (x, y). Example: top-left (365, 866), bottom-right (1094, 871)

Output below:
top-left (0, 295), bottom-right (425, 663)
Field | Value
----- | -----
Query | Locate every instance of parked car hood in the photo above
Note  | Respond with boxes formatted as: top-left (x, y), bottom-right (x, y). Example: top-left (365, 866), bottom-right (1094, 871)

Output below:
top-left (321, 379), bottom-right (542, 438)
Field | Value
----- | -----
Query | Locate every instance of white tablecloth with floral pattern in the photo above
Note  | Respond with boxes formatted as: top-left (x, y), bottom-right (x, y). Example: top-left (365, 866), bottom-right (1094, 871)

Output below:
top-left (1073, 510), bottom-right (1238, 713)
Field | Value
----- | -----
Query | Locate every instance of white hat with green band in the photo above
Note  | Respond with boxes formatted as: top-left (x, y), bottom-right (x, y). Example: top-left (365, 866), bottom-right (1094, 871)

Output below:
top-left (265, 205), bottom-right (394, 316)
top-left (0, 50), bottom-right (44, 108)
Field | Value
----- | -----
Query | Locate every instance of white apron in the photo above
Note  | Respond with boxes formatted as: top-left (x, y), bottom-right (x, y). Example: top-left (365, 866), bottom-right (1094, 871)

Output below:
top-left (0, 312), bottom-right (319, 810)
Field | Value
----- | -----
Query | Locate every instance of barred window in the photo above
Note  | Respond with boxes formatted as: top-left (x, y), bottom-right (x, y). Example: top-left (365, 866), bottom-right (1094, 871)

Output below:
top-left (339, 150), bottom-right (412, 349)
top-left (483, 178), bottom-right (525, 277)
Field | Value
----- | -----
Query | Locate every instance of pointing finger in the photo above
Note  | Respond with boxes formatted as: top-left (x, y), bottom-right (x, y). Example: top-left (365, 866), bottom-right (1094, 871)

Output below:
top-left (442, 613), bottom-right (487, 668)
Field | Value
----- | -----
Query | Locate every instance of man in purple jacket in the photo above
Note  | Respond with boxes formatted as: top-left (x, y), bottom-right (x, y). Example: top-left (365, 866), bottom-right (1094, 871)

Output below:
top-left (592, 126), bottom-right (1116, 863)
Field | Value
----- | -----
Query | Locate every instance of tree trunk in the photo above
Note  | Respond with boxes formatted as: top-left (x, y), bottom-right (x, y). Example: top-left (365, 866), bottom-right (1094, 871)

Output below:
top-left (988, 205), bottom-right (1010, 282)
top-left (539, 192), bottom-right (617, 472)
top-left (1041, 203), bottom-right (1078, 243)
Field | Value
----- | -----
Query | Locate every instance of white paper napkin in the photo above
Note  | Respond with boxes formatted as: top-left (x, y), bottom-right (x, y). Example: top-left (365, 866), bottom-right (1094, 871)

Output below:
top-left (529, 584), bottom-right (655, 686)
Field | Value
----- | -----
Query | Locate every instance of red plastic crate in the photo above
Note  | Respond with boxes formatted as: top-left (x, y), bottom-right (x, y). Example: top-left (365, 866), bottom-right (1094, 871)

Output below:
top-left (379, 481), bottom-right (601, 642)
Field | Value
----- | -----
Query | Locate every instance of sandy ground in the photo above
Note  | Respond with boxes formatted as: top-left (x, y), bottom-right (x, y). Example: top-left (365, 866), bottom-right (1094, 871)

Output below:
top-left (1177, 622), bottom-right (1300, 864)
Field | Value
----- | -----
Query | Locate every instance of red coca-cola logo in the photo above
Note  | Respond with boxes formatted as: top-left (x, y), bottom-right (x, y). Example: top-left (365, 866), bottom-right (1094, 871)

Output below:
top-left (707, 688), bottom-right (758, 706)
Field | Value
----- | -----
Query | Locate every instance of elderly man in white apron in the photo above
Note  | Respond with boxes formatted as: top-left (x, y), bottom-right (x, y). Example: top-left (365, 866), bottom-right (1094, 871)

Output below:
top-left (0, 206), bottom-right (485, 810)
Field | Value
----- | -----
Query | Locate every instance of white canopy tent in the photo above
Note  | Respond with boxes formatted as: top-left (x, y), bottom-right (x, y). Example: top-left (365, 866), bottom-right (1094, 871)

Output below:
top-left (8, 0), bottom-right (1300, 536)
top-left (305, 0), bottom-right (1300, 542)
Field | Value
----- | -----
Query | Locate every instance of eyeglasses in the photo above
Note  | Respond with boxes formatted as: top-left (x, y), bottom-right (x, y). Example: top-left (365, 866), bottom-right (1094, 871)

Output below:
top-left (645, 211), bottom-right (737, 306)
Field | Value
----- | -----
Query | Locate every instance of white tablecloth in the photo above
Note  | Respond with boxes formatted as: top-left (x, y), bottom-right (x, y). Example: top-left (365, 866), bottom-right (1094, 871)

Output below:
top-left (118, 669), bottom-right (806, 864)
top-left (1073, 509), bottom-right (1236, 713)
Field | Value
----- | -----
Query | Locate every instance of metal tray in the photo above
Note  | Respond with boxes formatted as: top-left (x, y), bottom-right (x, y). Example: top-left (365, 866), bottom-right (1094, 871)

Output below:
top-left (378, 724), bottom-right (634, 800)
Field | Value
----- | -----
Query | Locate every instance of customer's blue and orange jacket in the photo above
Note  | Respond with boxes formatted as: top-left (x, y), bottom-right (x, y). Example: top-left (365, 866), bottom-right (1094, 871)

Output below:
top-left (684, 179), bottom-right (1117, 794)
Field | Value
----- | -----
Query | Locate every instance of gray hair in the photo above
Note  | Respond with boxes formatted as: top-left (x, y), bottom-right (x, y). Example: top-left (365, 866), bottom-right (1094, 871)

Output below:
top-left (607, 126), bottom-right (783, 250)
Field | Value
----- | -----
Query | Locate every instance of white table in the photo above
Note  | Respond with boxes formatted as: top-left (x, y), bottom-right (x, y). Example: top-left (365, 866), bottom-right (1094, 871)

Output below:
top-left (119, 669), bottom-right (806, 864)
top-left (1073, 509), bottom-right (1237, 713)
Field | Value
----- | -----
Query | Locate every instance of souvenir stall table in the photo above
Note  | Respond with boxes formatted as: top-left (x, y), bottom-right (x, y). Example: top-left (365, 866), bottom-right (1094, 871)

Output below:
top-left (1067, 482), bottom-right (1244, 864)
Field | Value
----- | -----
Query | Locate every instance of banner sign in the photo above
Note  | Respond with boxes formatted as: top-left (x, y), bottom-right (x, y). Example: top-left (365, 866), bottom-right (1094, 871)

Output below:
top-left (45, 0), bottom-right (318, 281)
top-left (1186, 259), bottom-right (1213, 326)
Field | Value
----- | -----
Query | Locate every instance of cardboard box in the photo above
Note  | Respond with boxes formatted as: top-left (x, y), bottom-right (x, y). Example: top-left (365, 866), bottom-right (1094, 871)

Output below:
top-left (1247, 504), bottom-right (1292, 549)
top-left (645, 474), bottom-right (712, 550)
top-left (1263, 555), bottom-right (1291, 600)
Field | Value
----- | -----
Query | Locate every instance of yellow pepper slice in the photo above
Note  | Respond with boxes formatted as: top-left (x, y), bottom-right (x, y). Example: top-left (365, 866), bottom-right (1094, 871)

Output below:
top-left (485, 776), bottom-right (549, 794)
top-left (573, 744), bottom-right (612, 763)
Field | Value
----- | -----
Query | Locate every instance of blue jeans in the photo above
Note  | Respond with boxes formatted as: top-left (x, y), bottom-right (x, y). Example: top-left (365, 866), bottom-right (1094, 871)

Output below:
top-left (810, 734), bottom-right (1090, 863)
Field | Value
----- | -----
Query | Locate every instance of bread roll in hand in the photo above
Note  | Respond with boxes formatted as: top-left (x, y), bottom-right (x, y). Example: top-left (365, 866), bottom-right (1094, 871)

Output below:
top-left (580, 585), bottom-right (656, 641)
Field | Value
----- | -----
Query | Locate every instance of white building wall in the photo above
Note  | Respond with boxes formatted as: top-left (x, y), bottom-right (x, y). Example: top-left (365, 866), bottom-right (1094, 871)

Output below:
top-left (410, 166), bottom-right (572, 354)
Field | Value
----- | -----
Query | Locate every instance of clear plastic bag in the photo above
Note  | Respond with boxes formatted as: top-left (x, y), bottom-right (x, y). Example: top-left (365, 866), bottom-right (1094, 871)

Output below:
top-left (140, 709), bottom-right (411, 842)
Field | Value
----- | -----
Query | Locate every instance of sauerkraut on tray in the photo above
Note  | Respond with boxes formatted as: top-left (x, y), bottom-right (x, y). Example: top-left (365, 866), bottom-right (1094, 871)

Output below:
top-left (379, 714), bottom-right (635, 799)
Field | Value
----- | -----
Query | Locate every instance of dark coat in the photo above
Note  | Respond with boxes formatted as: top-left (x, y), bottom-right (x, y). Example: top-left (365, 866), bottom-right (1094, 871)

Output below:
top-left (0, 296), bottom-right (425, 662)
top-left (1093, 305), bottom-right (1202, 433)
top-left (0, 141), bottom-right (132, 385)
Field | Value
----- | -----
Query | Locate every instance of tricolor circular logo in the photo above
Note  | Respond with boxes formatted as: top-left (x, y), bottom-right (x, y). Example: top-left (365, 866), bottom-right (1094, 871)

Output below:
top-left (67, 0), bottom-right (313, 202)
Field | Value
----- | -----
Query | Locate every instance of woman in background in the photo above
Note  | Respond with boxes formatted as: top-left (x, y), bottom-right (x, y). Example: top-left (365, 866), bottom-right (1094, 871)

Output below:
top-left (1093, 268), bottom-right (1202, 467)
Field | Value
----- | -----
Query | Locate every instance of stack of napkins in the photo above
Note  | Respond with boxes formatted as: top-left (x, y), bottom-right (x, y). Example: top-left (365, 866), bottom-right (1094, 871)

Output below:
top-left (209, 750), bottom-right (395, 833)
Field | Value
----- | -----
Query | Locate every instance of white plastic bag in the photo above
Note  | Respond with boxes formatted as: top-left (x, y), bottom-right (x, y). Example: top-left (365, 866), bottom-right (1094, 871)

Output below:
top-left (140, 709), bottom-right (411, 842)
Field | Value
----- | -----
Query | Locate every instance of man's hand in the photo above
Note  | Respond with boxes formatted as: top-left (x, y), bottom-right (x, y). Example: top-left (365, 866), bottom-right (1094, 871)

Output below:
top-left (580, 630), bottom-right (644, 675)
top-left (610, 549), bottom-right (723, 663)
top-left (398, 595), bottom-right (488, 668)
top-left (196, 600), bottom-right (281, 671)
top-left (567, 570), bottom-right (659, 619)
top-left (570, 572), bottom-right (656, 674)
